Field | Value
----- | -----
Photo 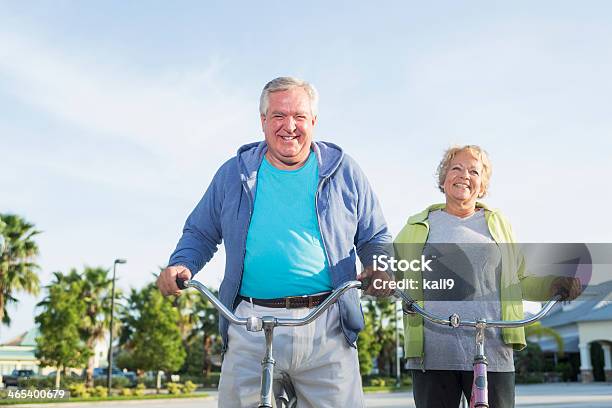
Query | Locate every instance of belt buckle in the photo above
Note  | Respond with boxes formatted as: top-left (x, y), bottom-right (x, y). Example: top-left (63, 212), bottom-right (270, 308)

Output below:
top-left (285, 295), bottom-right (305, 309)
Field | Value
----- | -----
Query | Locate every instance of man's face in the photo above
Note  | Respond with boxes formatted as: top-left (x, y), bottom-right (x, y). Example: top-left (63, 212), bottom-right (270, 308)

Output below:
top-left (260, 87), bottom-right (316, 169)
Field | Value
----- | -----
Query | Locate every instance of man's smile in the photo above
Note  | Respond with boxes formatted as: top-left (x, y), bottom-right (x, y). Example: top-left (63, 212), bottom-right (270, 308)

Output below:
top-left (280, 135), bottom-right (299, 141)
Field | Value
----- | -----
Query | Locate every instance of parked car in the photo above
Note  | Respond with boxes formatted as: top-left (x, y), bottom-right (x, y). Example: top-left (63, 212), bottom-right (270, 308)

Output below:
top-left (3, 369), bottom-right (36, 387)
top-left (46, 371), bottom-right (81, 379)
top-left (92, 368), bottom-right (136, 385)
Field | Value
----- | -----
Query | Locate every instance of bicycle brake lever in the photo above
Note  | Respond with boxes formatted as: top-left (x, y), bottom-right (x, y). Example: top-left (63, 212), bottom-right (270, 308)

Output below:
top-left (360, 277), bottom-right (372, 291)
top-left (555, 287), bottom-right (570, 301)
top-left (176, 278), bottom-right (188, 290)
top-left (402, 302), bottom-right (416, 315)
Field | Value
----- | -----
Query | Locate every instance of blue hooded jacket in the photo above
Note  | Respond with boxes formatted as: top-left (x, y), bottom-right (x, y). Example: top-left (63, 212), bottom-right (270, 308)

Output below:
top-left (169, 140), bottom-right (391, 348)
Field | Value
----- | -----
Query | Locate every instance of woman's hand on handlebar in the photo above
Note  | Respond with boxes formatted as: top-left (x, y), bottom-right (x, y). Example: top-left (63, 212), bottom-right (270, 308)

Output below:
top-left (550, 276), bottom-right (582, 301)
top-left (157, 265), bottom-right (192, 296)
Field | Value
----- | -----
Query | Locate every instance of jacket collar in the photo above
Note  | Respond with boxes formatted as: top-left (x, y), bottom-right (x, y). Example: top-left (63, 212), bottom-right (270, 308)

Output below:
top-left (236, 140), bottom-right (343, 180)
top-left (407, 202), bottom-right (495, 224)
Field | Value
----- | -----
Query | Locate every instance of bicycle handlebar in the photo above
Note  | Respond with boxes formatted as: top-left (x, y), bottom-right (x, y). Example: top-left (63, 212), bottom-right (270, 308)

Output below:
top-left (394, 288), bottom-right (561, 328)
top-left (177, 276), bottom-right (558, 330)
top-left (176, 278), bottom-right (362, 331)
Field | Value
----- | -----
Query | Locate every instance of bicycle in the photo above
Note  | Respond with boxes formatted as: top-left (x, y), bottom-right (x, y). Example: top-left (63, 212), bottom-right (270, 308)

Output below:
top-left (392, 287), bottom-right (562, 408)
top-left (176, 278), bottom-right (362, 408)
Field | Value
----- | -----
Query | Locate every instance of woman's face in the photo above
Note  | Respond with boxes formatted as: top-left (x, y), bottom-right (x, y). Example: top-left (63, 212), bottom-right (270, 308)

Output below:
top-left (443, 150), bottom-right (485, 206)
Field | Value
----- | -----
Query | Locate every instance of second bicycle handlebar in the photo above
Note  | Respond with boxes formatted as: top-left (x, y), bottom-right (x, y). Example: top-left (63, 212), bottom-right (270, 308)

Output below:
top-left (395, 288), bottom-right (561, 328)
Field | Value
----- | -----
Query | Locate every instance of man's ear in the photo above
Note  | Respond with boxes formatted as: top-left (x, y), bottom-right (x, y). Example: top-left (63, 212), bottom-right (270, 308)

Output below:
top-left (260, 114), bottom-right (266, 131)
top-left (311, 115), bottom-right (318, 127)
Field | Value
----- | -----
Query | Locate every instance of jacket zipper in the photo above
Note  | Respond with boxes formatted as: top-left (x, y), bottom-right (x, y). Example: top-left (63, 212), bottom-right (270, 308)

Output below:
top-left (237, 179), bottom-right (254, 292)
top-left (224, 178), bottom-right (254, 351)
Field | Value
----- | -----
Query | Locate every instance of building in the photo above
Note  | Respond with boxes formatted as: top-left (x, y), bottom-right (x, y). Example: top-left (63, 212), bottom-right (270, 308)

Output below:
top-left (0, 328), bottom-right (108, 381)
top-left (0, 329), bottom-right (41, 377)
top-left (534, 280), bottom-right (612, 383)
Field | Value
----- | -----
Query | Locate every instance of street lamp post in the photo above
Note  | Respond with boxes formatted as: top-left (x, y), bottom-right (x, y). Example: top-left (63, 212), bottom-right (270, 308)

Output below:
top-left (107, 258), bottom-right (126, 393)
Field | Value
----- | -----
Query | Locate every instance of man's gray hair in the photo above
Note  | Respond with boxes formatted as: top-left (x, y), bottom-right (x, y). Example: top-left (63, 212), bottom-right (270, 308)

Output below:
top-left (259, 76), bottom-right (319, 117)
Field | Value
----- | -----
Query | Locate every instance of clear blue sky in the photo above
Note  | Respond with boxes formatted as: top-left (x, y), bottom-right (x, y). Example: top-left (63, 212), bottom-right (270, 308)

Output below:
top-left (1, 1), bottom-right (611, 342)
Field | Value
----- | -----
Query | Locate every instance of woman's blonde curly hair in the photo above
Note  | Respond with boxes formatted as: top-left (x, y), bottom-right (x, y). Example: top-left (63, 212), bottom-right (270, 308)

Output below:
top-left (436, 145), bottom-right (492, 198)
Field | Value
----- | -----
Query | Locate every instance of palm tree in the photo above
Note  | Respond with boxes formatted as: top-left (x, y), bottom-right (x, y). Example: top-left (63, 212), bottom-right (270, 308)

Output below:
top-left (0, 214), bottom-right (41, 325)
top-left (170, 280), bottom-right (220, 377)
top-left (117, 285), bottom-right (151, 375)
top-left (190, 290), bottom-right (220, 377)
top-left (36, 270), bottom-right (88, 388)
top-left (78, 267), bottom-right (114, 387)
top-left (525, 322), bottom-right (565, 356)
top-left (37, 268), bottom-right (115, 386)
top-left (173, 289), bottom-right (200, 349)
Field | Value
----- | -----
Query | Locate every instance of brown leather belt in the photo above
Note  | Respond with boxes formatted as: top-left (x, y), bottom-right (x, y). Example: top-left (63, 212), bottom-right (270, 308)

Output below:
top-left (240, 292), bottom-right (332, 309)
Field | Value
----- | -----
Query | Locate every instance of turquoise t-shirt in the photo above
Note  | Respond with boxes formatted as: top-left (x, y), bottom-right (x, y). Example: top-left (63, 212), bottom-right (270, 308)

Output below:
top-left (240, 153), bottom-right (332, 298)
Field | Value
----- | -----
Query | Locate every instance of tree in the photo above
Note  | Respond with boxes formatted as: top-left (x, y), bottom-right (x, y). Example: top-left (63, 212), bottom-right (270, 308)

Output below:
top-left (174, 288), bottom-right (220, 377)
top-left (372, 298), bottom-right (400, 377)
top-left (515, 342), bottom-right (546, 381)
top-left (77, 267), bottom-right (115, 387)
top-left (516, 323), bottom-right (565, 382)
top-left (357, 301), bottom-right (382, 376)
top-left (35, 272), bottom-right (91, 388)
top-left (0, 214), bottom-right (41, 325)
top-left (357, 298), bottom-right (403, 378)
top-left (118, 283), bottom-right (186, 391)
top-left (525, 322), bottom-right (564, 356)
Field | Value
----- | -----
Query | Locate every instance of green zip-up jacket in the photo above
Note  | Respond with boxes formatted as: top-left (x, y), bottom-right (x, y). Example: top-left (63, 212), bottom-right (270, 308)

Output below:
top-left (394, 202), bottom-right (554, 358)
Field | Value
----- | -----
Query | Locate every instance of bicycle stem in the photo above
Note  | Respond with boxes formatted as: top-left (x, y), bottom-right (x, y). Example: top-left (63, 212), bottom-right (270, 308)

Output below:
top-left (470, 322), bottom-right (489, 407)
top-left (260, 319), bottom-right (276, 408)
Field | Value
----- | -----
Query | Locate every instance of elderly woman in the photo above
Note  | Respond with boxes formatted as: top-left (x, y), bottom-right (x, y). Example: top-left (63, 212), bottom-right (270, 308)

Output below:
top-left (394, 145), bottom-right (578, 408)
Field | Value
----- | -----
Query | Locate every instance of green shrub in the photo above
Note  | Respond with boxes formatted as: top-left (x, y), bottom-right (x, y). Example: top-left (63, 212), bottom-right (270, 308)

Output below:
top-left (64, 376), bottom-right (85, 388)
top-left (68, 383), bottom-right (90, 398)
top-left (370, 378), bottom-right (386, 387)
top-left (94, 376), bottom-right (131, 389)
top-left (401, 375), bottom-right (412, 386)
top-left (166, 382), bottom-right (183, 395)
top-left (17, 377), bottom-right (55, 389)
top-left (120, 388), bottom-right (133, 396)
top-left (90, 386), bottom-right (108, 398)
top-left (134, 383), bottom-right (146, 396)
top-left (516, 372), bottom-right (545, 384)
top-left (179, 374), bottom-right (203, 386)
top-left (199, 372), bottom-right (220, 388)
top-left (515, 342), bottom-right (545, 378)
top-left (555, 362), bottom-right (574, 382)
top-left (182, 380), bottom-right (197, 394)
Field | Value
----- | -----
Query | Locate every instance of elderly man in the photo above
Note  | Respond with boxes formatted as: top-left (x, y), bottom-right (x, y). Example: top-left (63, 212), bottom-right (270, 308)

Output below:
top-left (157, 76), bottom-right (392, 407)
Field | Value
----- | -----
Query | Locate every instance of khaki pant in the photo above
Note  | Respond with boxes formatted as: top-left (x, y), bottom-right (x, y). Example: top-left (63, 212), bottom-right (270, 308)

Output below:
top-left (218, 300), bottom-right (365, 408)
